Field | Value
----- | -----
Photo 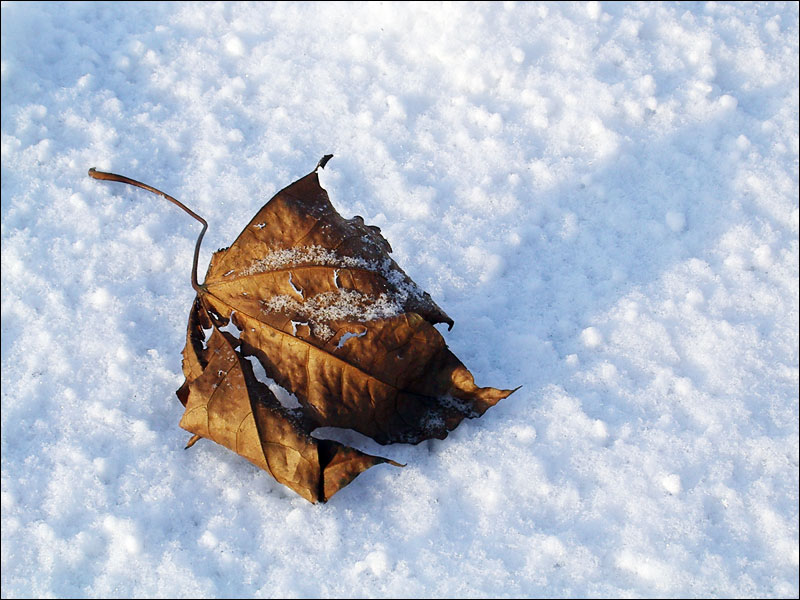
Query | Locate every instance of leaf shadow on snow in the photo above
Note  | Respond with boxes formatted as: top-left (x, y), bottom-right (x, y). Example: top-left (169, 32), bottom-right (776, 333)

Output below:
top-left (435, 107), bottom-right (797, 590)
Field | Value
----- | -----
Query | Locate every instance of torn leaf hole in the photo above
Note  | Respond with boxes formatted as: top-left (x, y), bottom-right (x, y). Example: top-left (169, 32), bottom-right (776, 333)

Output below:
top-left (243, 355), bottom-right (302, 409)
top-left (219, 312), bottom-right (241, 339)
top-left (288, 272), bottom-right (304, 298)
top-left (291, 320), bottom-right (310, 337)
top-left (336, 327), bottom-right (367, 349)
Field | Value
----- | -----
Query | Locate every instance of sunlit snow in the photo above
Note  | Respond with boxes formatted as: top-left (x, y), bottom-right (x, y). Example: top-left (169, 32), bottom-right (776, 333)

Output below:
top-left (1, 1), bottom-right (797, 598)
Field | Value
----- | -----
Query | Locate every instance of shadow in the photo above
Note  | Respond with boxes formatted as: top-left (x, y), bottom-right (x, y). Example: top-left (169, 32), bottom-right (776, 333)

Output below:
top-left (425, 99), bottom-right (784, 424)
top-left (1, 0), bottom-right (793, 541)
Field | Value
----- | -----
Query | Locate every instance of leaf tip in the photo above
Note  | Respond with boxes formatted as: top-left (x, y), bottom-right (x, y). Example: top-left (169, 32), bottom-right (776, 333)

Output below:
top-left (184, 434), bottom-right (202, 449)
top-left (316, 154), bottom-right (334, 172)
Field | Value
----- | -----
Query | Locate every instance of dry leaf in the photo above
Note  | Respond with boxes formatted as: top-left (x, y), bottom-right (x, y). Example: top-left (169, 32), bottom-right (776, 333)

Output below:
top-left (89, 157), bottom-right (516, 502)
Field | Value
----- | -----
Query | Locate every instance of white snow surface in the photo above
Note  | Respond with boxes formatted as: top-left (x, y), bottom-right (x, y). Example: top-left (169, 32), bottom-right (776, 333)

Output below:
top-left (1, 2), bottom-right (798, 598)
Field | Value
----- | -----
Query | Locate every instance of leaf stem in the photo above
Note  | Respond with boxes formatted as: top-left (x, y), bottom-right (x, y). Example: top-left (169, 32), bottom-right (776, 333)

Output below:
top-left (88, 168), bottom-right (208, 294)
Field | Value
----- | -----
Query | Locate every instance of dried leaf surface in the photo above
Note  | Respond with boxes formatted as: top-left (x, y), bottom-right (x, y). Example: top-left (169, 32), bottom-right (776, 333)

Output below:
top-left (177, 165), bottom-right (515, 501)
top-left (177, 299), bottom-right (396, 503)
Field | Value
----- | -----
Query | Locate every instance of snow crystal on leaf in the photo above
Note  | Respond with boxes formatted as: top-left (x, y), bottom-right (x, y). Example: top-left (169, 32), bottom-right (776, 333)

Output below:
top-left (261, 290), bottom-right (404, 341)
top-left (240, 245), bottom-right (372, 276)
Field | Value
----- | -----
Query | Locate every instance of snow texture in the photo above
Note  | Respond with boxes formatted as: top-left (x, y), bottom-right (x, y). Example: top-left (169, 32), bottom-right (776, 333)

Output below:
top-left (1, 1), bottom-right (798, 597)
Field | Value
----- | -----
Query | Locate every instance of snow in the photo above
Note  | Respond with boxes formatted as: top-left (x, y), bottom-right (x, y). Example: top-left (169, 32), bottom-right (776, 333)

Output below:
top-left (1, 1), bottom-right (798, 597)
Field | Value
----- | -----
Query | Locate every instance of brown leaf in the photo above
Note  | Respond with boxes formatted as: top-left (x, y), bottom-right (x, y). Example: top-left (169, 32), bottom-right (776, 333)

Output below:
top-left (196, 168), bottom-right (512, 435)
top-left (177, 297), bottom-right (398, 502)
top-left (89, 158), bottom-right (516, 503)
